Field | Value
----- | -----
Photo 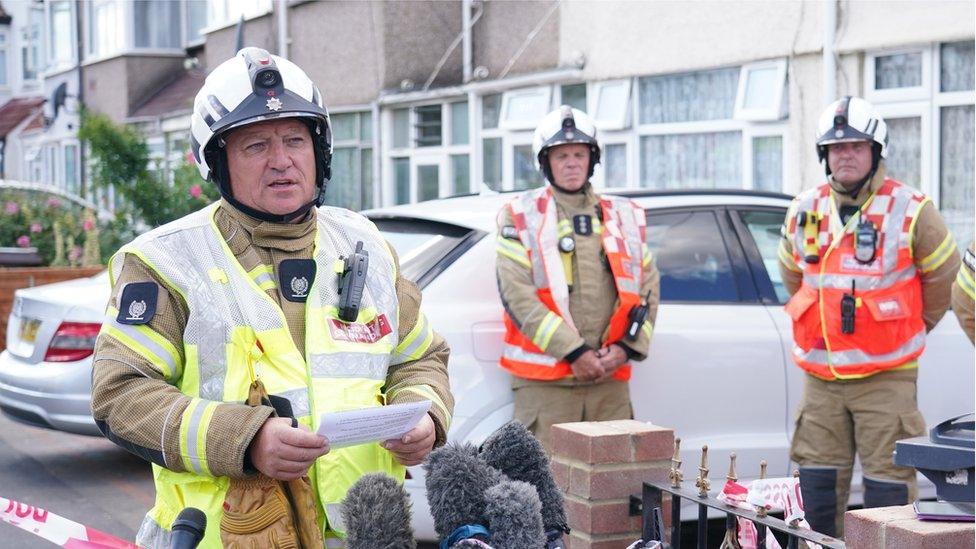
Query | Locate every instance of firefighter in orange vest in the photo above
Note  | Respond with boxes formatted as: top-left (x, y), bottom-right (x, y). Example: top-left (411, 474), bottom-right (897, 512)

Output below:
top-left (494, 106), bottom-right (660, 451)
top-left (778, 96), bottom-right (960, 537)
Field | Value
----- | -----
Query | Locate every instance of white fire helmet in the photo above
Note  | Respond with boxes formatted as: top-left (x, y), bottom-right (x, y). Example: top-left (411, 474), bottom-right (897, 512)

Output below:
top-left (532, 105), bottom-right (601, 184)
top-left (815, 96), bottom-right (889, 166)
top-left (189, 47), bottom-right (332, 220)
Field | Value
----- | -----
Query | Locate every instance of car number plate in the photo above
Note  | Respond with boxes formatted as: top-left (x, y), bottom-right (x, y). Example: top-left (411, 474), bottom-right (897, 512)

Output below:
top-left (18, 318), bottom-right (41, 343)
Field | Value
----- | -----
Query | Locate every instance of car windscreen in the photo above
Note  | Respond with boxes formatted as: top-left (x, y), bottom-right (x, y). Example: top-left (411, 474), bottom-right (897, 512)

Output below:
top-left (370, 216), bottom-right (482, 287)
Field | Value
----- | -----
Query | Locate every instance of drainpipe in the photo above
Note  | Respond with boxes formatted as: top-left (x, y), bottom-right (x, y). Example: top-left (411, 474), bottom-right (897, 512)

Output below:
top-left (371, 100), bottom-right (381, 207)
top-left (277, 0), bottom-right (288, 58)
top-left (462, 0), bottom-right (472, 83)
top-left (76, 0), bottom-right (86, 198)
top-left (823, 0), bottom-right (836, 106)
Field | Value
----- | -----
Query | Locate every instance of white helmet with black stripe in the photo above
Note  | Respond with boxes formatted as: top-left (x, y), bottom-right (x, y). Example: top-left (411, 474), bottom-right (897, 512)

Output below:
top-left (815, 96), bottom-right (888, 197)
top-left (532, 105), bottom-right (601, 188)
top-left (190, 47), bottom-right (332, 222)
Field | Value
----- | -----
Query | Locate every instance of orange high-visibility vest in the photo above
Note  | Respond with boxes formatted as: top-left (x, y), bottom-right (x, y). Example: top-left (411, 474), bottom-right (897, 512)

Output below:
top-left (500, 186), bottom-right (645, 381)
top-left (784, 178), bottom-right (927, 380)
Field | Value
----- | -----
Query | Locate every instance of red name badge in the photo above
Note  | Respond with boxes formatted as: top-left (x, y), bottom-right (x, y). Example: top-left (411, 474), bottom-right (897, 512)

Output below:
top-left (328, 314), bottom-right (393, 343)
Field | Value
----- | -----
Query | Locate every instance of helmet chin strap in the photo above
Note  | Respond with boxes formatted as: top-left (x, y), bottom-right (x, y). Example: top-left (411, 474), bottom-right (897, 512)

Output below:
top-left (549, 180), bottom-right (589, 194)
top-left (829, 168), bottom-right (875, 201)
top-left (220, 185), bottom-right (324, 224)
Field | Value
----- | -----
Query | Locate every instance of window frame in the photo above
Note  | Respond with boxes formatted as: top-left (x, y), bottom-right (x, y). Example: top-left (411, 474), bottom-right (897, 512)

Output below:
top-left (499, 86), bottom-right (552, 130)
top-left (329, 108), bottom-right (375, 210)
top-left (45, 0), bottom-right (76, 74)
top-left (864, 46), bottom-right (932, 103)
top-left (727, 205), bottom-right (791, 306)
top-left (589, 78), bottom-right (632, 130)
top-left (733, 58), bottom-right (788, 122)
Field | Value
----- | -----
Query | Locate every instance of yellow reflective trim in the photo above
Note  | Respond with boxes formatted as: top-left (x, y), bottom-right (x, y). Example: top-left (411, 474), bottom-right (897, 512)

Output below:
top-left (906, 197), bottom-right (931, 258)
top-left (778, 240), bottom-right (801, 272)
top-left (207, 268), bottom-right (228, 284)
top-left (919, 233), bottom-right (956, 273)
top-left (392, 384), bottom-right (451, 431)
top-left (195, 401), bottom-right (217, 476)
top-left (250, 264), bottom-right (274, 276)
top-left (496, 237), bottom-right (530, 268)
top-left (532, 311), bottom-right (562, 351)
top-left (101, 307), bottom-right (179, 380)
top-left (641, 320), bottom-right (653, 341)
top-left (642, 245), bottom-right (653, 267)
top-left (394, 313), bottom-right (434, 362)
top-left (958, 267), bottom-right (976, 299)
top-left (557, 219), bottom-right (572, 238)
top-left (179, 399), bottom-right (199, 473)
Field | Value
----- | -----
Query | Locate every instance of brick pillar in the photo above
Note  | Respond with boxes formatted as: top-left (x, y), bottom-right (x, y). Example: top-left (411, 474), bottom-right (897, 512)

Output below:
top-left (845, 505), bottom-right (975, 548)
top-left (551, 420), bottom-right (675, 549)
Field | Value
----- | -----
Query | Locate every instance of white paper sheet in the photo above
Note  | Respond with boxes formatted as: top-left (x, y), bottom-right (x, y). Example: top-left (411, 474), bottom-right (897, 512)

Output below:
top-left (316, 400), bottom-right (431, 448)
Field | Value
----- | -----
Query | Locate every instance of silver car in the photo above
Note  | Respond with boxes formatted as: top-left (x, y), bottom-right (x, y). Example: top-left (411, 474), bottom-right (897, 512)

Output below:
top-left (0, 189), bottom-right (972, 541)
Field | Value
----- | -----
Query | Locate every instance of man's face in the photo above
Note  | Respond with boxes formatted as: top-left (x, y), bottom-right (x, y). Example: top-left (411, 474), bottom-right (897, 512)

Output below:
top-left (827, 140), bottom-right (874, 187)
top-left (225, 118), bottom-right (317, 219)
top-left (548, 143), bottom-right (590, 191)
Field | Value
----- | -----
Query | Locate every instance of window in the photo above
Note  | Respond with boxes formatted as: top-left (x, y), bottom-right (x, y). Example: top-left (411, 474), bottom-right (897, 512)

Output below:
top-left (560, 83), bottom-right (586, 112)
top-left (867, 41), bottom-right (975, 247)
top-left (603, 143), bottom-right (627, 187)
top-left (329, 111), bottom-right (374, 211)
top-left (737, 209), bottom-right (790, 304)
top-left (637, 65), bottom-right (786, 191)
top-left (639, 67), bottom-right (739, 124)
top-left (591, 79), bottom-right (631, 130)
top-left (21, 6), bottom-right (43, 81)
top-left (450, 101), bottom-right (468, 145)
top-left (482, 137), bottom-right (501, 190)
top-left (134, 1), bottom-right (181, 49)
top-left (44, 144), bottom-right (58, 186)
top-left (89, 0), bottom-right (123, 58)
top-left (482, 94), bottom-right (501, 129)
top-left (0, 32), bottom-right (8, 86)
top-left (417, 165), bottom-right (440, 201)
top-left (751, 136), bottom-right (783, 192)
top-left (393, 158), bottom-right (410, 204)
top-left (500, 87), bottom-right (551, 130)
top-left (415, 105), bottom-right (442, 147)
top-left (451, 154), bottom-right (470, 194)
top-left (640, 132), bottom-right (742, 189)
top-left (185, 0), bottom-right (209, 44)
top-left (734, 60), bottom-right (788, 121)
top-left (48, 1), bottom-right (74, 69)
top-left (207, 0), bottom-right (272, 30)
top-left (513, 144), bottom-right (541, 190)
top-left (147, 136), bottom-right (165, 183)
top-left (64, 143), bottom-right (79, 195)
top-left (645, 210), bottom-right (738, 302)
top-left (372, 217), bottom-right (477, 287)
top-left (392, 108), bottom-right (409, 149)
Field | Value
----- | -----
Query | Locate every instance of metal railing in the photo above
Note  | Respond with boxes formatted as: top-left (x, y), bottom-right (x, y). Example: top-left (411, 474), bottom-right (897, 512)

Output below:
top-left (631, 440), bottom-right (846, 549)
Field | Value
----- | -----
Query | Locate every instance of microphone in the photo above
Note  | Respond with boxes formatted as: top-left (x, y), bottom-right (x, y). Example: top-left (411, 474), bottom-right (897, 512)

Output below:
top-left (424, 442), bottom-right (504, 545)
top-left (479, 421), bottom-right (569, 547)
top-left (484, 480), bottom-right (546, 549)
top-left (341, 472), bottom-right (416, 549)
top-left (170, 507), bottom-right (207, 549)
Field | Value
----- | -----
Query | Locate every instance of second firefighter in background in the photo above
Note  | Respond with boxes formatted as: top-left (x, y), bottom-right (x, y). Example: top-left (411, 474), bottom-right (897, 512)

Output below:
top-left (495, 106), bottom-right (660, 451)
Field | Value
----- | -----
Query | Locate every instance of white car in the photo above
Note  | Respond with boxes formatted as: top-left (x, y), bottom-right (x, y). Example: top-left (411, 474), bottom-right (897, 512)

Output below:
top-left (0, 189), bottom-right (972, 541)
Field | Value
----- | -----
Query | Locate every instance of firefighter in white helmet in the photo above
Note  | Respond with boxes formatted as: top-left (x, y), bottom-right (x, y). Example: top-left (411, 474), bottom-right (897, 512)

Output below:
top-left (494, 105), bottom-right (660, 453)
top-left (779, 96), bottom-right (959, 537)
top-left (91, 48), bottom-right (453, 548)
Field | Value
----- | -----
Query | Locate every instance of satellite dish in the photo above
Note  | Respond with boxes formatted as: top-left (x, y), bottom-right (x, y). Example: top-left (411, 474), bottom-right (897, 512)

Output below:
top-left (51, 82), bottom-right (68, 120)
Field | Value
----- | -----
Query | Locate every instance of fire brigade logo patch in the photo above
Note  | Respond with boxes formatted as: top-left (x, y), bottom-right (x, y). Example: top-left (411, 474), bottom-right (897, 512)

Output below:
top-left (117, 282), bottom-right (157, 325)
top-left (266, 97), bottom-right (282, 112)
top-left (279, 259), bottom-right (316, 302)
top-left (328, 314), bottom-right (393, 343)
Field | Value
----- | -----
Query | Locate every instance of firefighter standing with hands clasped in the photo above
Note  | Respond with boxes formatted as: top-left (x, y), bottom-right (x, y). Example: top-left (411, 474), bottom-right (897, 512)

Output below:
top-left (778, 96), bottom-right (959, 538)
top-left (495, 105), bottom-right (660, 451)
top-left (90, 49), bottom-right (452, 548)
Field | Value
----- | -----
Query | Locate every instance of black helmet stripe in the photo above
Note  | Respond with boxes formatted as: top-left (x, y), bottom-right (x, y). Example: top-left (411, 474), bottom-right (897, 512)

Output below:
top-left (207, 94), bottom-right (229, 119)
top-left (196, 103), bottom-right (214, 127)
top-left (189, 134), bottom-right (202, 165)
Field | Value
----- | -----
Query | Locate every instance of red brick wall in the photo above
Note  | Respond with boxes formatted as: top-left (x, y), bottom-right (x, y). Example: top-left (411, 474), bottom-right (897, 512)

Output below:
top-left (0, 267), bottom-right (104, 351)
top-left (846, 505), bottom-right (975, 548)
top-left (551, 420), bottom-right (675, 549)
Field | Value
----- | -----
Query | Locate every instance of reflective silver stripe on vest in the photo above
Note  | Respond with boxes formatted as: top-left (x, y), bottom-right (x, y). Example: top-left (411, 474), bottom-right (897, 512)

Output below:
top-left (502, 342), bottom-right (559, 366)
top-left (136, 516), bottom-right (171, 549)
top-left (793, 329), bottom-right (925, 367)
top-left (511, 190), bottom-right (550, 289)
top-left (391, 313), bottom-right (430, 364)
top-left (274, 387), bottom-right (312, 419)
top-left (310, 352), bottom-right (389, 379)
top-left (185, 402), bottom-right (208, 474)
top-left (106, 319), bottom-right (179, 378)
top-left (802, 265), bottom-right (917, 291)
top-left (879, 187), bottom-right (912, 274)
top-left (253, 270), bottom-right (275, 288)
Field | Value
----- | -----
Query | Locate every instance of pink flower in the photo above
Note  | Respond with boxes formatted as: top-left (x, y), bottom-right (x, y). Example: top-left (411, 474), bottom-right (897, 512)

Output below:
top-left (29, 222), bottom-right (42, 233)
top-left (4, 201), bottom-right (19, 215)
top-left (68, 246), bottom-right (82, 262)
top-left (46, 197), bottom-right (62, 209)
top-left (16, 235), bottom-right (30, 248)
top-left (83, 219), bottom-right (94, 231)
top-left (185, 151), bottom-right (197, 165)
top-left (189, 184), bottom-right (202, 199)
